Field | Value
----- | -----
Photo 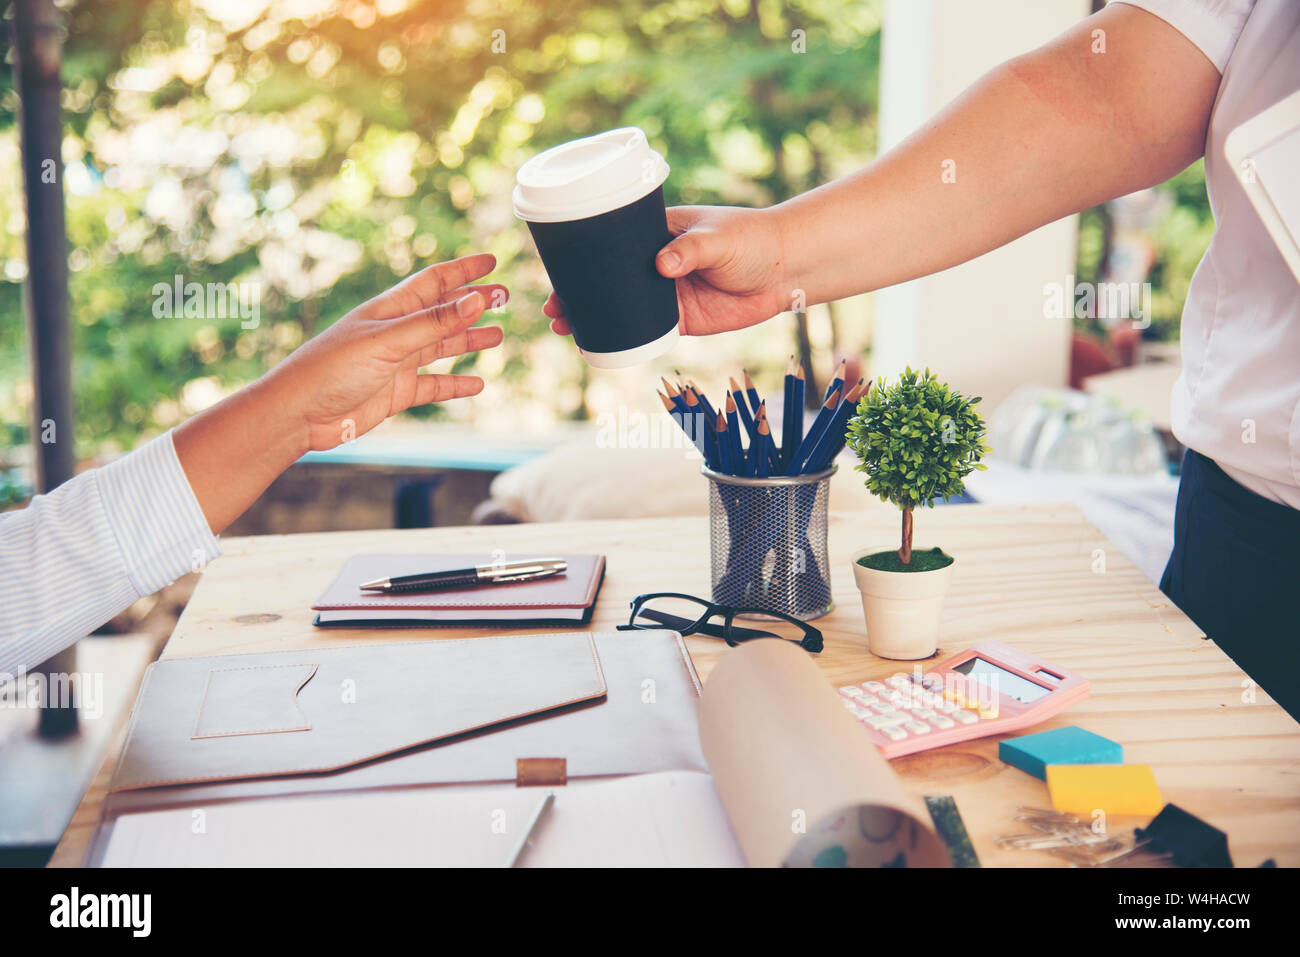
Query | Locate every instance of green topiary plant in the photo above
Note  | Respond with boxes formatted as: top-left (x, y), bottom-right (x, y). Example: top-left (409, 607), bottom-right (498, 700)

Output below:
top-left (845, 367), bottom-right (990, 567)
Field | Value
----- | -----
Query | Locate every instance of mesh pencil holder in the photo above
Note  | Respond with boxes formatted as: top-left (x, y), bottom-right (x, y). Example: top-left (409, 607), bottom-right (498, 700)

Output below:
top-left (704, 465), bottom-right (836, 621)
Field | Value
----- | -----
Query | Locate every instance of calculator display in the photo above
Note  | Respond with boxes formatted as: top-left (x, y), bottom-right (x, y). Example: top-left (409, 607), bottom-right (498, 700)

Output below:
top-left (952, 657), bottom-right (1051, 704)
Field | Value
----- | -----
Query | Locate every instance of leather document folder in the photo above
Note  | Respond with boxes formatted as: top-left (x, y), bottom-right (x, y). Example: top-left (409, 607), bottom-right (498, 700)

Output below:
top-left (106, 630), bottom-right (703, 804)
top-left (110, 632), bottom-right (608, 791)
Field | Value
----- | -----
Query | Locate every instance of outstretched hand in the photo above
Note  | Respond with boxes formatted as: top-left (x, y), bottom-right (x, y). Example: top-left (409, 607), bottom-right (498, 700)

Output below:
top-left (175, 253), bottom-right (506, 534)
top-left (276, 252), bottom-right (506, 452)
top-left (544, 205), bottom-right (790, 339)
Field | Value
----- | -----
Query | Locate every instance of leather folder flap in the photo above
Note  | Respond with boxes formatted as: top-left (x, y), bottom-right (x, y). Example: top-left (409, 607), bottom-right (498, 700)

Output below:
top-left (193, 664), bottom-right (318, 739)
top-left (111, 633), bottom-right (606, 792)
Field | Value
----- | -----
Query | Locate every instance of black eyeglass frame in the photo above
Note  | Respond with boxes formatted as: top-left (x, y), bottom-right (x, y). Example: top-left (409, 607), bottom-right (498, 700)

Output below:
top-left (618, 591), bottom-right (823, 653)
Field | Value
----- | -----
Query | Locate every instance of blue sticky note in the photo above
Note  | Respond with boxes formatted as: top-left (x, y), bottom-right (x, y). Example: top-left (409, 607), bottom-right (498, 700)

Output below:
top-left (998, 726), bottom-right (1123, 780)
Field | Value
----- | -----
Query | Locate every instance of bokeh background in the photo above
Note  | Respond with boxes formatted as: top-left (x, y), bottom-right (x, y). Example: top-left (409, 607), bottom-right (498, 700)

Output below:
top-left (0, 0), bottom-right (1210, 489)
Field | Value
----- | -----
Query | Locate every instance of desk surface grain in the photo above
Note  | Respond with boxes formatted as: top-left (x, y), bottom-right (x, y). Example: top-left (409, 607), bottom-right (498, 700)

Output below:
top-left (51, 504), bottom-right (1300, 868)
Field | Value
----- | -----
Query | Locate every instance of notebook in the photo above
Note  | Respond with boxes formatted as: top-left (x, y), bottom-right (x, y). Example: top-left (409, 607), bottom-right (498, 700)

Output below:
top-left (312, 553), bottom-right (606, 627)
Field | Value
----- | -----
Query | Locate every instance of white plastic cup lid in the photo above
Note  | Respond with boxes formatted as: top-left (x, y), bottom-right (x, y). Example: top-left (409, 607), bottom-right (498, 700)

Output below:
top-left (513, 127), bottom-right (669, 223)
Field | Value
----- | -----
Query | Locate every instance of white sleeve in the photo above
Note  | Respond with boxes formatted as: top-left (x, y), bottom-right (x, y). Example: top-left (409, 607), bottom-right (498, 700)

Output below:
top-left (1111, 0), bottom-right (1256, 73)
top-left (0, 431), bottom-right (221, 680)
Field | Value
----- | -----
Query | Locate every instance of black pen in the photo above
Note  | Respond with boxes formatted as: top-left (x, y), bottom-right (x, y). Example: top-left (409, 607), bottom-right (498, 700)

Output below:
top-left (360, 558), bottom-right (567, 594)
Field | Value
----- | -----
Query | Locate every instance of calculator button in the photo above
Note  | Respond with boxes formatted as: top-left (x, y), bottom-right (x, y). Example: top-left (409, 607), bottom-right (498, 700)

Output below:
top-left (840, 696), bottom-right (858, 708)
top-left (865, 712), bottom-right (909, 729)
top-left (930, 716), bottom-right (955, 730)
top-left (840, 686), bottom-right (865, 699)
top-left (952, 710), bottom-right (978, 724)
top-left (886, 675), bottom-right (910, 689)
top-left (904, 720), bottom-right (932, 735)
top-left (881, 725), bottom-right (908, 741)
top-left (869, 702), bottom-right (894, 714)
top-left (864, 681), bottom-right (885, 693)
top-left (921, 674), bottom-right (944, 690)
top-left (912, 709), bottom-right (937, 720)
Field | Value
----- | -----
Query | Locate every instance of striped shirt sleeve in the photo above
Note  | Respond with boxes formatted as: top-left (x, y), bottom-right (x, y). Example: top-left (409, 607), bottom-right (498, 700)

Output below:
top-left (0, 431), bottom-right (221, 680)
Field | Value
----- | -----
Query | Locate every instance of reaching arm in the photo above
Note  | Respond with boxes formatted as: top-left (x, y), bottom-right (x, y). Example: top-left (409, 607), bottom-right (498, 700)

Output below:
top-left (174, 253), bottom-right (504, 533)
top-left (545, 4), bottom-right (1222, 336)
top-left (1, 255), bottom-right (504, 677)
top-left (774, 3), bottom-right (1220, 305)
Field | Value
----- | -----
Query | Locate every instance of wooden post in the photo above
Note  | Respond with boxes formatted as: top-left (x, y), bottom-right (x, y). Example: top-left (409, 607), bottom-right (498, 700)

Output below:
top-left (13, 0), bottom-right (78, 738)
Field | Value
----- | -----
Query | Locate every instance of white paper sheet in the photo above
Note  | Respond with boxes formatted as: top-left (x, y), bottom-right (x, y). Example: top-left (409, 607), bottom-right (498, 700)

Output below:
top-left (99, 771), bottom-right (744, 868)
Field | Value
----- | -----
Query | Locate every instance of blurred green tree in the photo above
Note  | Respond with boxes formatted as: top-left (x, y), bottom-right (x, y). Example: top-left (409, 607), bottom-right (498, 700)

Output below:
top-left (0, 0), bottom-right (880, 456)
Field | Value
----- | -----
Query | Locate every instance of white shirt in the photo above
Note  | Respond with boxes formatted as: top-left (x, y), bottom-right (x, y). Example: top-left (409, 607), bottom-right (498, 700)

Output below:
top-left (0, 431), bottom-right (221, 680)
top-left (1119, 0), bottom-right (1300, 508)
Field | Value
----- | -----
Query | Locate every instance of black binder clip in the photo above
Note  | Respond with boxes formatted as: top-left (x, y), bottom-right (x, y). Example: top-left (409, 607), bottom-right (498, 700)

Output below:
top-left (1134, 804), bottom-right (1233, 868)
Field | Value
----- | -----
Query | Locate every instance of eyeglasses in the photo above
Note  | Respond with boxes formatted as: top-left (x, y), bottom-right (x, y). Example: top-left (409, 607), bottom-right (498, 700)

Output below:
top-left (617, 592), bottom-right (823, 653)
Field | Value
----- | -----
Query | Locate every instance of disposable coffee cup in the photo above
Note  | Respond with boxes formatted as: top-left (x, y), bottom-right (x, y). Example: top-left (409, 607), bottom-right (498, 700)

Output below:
top-left (514, 127), bottom-right (679, 369)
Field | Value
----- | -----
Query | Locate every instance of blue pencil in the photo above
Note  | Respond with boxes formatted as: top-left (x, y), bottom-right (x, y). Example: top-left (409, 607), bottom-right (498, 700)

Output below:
top-left (754, 417), bottom-right (772, 478)
top-left (729, 378), bottom-right (758, 444)
top-left (681, 385), bottom-right (714, 439)
top-left (743, 370), bottom-right (762, 419)
top-left (784, 387), bottom-right (840, 475)
top-left (691, 382), bottom-right (718, 431)
top-left (715, 413), bottom-right (733, 474)
top-left (765, 420), bottom-right (783, 473)
top-left (724, 393), bottom-right (745, 473)
top-left (803, 379), bottom-right (865, 473)
top-left (823, 358), bottom-right (845, 405)
top-left (661, 378), bottom-right (689, 413)
top-left (779, 358), bottom-right (794, 467)
top-left (661, 391), bottom-right (715, 469)
top-left (786, 363), bottom-right (805, 469)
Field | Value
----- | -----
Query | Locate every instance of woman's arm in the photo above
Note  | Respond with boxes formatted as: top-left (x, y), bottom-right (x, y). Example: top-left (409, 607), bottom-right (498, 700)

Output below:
top-left (175, 253), bottom-right (504, 533)
top-left (1, 254), bottom-right (504, 677)
top-left (546, 4), bottom-right (1222, 336)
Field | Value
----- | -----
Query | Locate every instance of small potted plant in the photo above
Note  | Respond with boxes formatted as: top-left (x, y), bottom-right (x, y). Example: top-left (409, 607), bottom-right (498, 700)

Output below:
top-left (845, 368), bottom-right (988, 659)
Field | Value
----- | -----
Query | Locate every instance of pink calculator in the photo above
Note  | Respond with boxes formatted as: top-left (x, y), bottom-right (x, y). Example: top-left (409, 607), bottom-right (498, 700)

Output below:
top-left (838, 640), bottom-right (1090, 759)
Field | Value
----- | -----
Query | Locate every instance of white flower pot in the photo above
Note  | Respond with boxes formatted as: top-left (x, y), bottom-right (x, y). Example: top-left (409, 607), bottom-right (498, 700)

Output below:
top-left (851, 548), bottom-right (954, 660)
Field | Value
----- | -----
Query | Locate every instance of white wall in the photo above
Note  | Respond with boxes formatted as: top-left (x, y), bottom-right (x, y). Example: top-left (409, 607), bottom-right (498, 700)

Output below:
top-left (872, 0), bottom-right (1091, 411)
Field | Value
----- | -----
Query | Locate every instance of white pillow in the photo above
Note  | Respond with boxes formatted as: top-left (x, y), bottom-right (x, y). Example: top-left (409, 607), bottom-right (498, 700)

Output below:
top-left (490, 431), bottom-right (885, 523)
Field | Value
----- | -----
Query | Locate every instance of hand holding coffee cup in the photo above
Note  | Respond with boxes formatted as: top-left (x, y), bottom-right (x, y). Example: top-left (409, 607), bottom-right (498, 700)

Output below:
top-left (540, 199), bottom-right (792, 342)
top-left (514, 127), bottom-right (681, 368)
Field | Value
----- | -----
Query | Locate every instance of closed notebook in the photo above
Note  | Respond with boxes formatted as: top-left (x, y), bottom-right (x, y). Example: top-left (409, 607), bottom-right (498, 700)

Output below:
top-left (312, 553), bottom-right (605, 627)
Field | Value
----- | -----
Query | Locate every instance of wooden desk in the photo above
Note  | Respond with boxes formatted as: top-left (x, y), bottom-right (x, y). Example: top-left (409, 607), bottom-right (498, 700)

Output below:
top-left (51, 504), bottom-right (1300, 868)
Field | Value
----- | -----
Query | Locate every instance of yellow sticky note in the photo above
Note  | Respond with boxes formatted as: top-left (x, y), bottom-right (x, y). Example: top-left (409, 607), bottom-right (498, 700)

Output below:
top-left (1045, 764), bottom-right (1163, 818)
